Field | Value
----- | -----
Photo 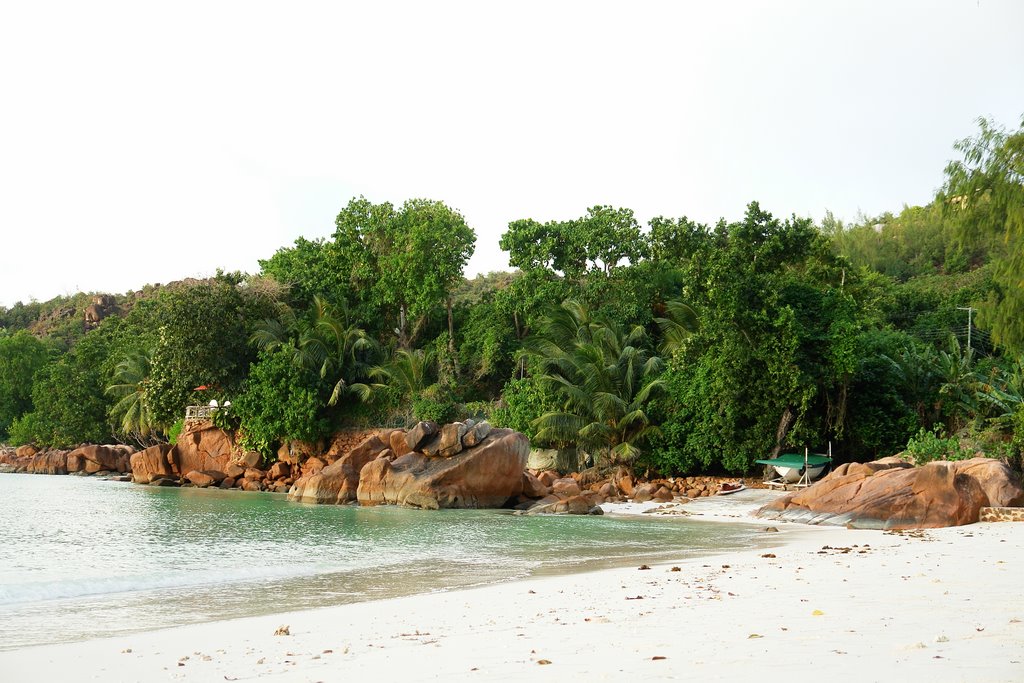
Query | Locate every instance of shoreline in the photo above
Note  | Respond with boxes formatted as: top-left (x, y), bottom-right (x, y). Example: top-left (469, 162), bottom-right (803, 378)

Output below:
top-left (3, 493), bottom-right (1021, 681)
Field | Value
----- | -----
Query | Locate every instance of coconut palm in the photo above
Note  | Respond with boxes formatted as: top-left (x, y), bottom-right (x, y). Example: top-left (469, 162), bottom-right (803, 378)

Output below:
top-left (525, 300), bottom-right (667, 465)
top-left (106, 348), bottom-right (158, 444)
top-left (251, 296), bottom-right (380, 406)
top-left (883, 343), bottom-right (941, 427)
top-left (654, 299), bottom-right (700, 355)
top-left (977, 358), bottom-right (1024, 428)
top-left (934, 336), bottom-right (982, 431)
top-left (370, 347), bottom-right (434, 399)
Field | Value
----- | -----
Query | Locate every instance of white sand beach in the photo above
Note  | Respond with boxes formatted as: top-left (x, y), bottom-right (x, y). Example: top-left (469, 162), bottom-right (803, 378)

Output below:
top-left (2, 491), bottom-right (1021, 683)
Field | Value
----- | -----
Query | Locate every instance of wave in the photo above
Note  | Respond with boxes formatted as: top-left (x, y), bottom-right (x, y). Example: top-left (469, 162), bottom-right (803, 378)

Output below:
top-left (0, 563), bottom-right (333, 607)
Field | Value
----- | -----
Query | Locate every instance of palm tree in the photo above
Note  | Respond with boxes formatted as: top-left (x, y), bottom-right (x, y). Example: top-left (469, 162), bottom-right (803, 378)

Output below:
top-left (525, 300), bottom-right (668, 465)
top-left (977, 358), bottom-right (1023, 429)
top-left (106, 348), bottom-right (158, 444)
top-left (371, 347), bottom-right (433, 399)
top-left (934, 336), bottom-right (981, 431)
top-left (252, 296), bottom-right (381, 406)
top-left (654, 299), bottom-right (700, 356)
top-left (883, 344), bottom-right (941, 428)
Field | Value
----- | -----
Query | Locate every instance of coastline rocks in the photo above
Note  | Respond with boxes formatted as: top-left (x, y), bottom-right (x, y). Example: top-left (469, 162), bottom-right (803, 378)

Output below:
top-left (949, 458), bottom-right (1024, 507)
top-left (69, 445), bottom-right (132, 474)
top-left (172, 425), bottom-right (235, 475)
top-left (27, 450), bottom-right (70, 475)
top-left (758, 457), bottom-right (1024, 529)
top-left (405, 421), bottom-right (439, 452)
top-left (288, 433), bottom-right (393, 505)
top-left (551, 477), bottom-right (581, 498)
top-left (356, 427), bottom-right (530, 509)
top-left (184, 470), bottom-right (220, 488)
top-left (522, 471), bottom-right (549, 499)
top-left (130, 444), bottom-right (175, 484)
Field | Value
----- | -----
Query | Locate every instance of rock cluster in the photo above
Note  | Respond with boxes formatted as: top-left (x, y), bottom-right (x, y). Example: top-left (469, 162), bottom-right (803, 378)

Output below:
top-left (758, 456), bottom-right (1024, 529)
top-left (512, 468), bottom-right (747, 514)
top-left (0, 444), bottom-right (134, 477)
top-left (288, 420), bottom-right (528, 509)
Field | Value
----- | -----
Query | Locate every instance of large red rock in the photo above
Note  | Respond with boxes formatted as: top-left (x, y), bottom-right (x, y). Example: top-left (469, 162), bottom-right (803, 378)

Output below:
top-left (389, 429), bottom-right (412, 457)
top-left (171, 425), bottom-right (235, 476)
top-left (268, 461), bottom-right (291, 480)
top-left (288, 435), bottom-right (389, 505)
top-left (522, 471), bottom-right (549, 498)
top-left (551, 477), bottom-right (581, 498)
top-left (184, 470), bottom-right (217, 488)
top-left (356, 428), bottom-right (529, 509)
top-left (758, 457), bottom-right (1023, 529)
top-left (405, 421), bottom-right (439, 452)
top-left (69, 445), bottom-right (133, 474)
top-left (15, 444), bottom-right (38, 458)
top-left (27, 451), bottom-right (69, 475)
top-left (950, 458), bottom-right (1024, 507)
top-left (422, 422), bottom-right (466, 457)
top-left (130, 444), bottom-right (175, 483)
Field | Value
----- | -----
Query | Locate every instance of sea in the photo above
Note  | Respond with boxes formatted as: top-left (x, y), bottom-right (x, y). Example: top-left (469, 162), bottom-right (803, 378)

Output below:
top-left (0, 473), bottom-right (766, 651)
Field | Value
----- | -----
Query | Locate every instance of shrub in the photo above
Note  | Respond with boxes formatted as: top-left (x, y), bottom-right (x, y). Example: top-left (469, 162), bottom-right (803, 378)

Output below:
top-left (412, 383), bottom-right (457, 424)
top-left (491, 377), bottom-right (555, 443)
top-left (167, 418), bottom-right (184, 445)
top-left (904, 426), bottom-right (970, 465)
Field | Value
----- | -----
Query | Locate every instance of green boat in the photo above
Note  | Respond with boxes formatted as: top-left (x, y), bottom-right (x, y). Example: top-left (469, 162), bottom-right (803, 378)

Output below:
top-left (755, 451), bottom-right (832, 486)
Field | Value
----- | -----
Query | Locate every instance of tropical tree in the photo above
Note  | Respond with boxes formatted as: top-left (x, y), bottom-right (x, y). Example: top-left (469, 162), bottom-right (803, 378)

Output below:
top-left (525, 300), bottom-right (667, 465)
top-left (371, 348), bottom-right (433, 400)
top-left (941, 115), bottom-right (1024, 350)
top-left (251, 296), bottom-right (379, 406)
top-left (0, 330), bottom-right (50, 439)
top-left (882, 343), bottom-right (941, 428)
top-left (142, 278), bottom-right (278, 426)
top-left (333, 197), bottom-right (476, 347)
top-left (106, 349), bottom-right (158, 445)
top-left (933, 336), bottom-right (981, 432)
top-left (976, 357), bottom-right (1023, 429)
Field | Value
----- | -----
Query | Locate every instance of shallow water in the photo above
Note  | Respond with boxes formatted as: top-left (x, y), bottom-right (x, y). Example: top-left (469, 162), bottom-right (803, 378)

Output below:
top-left (0, 473), bottom-right (764, 650)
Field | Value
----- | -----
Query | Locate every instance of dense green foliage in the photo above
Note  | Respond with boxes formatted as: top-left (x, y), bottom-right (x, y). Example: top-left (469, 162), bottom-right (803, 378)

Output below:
top-left (0, 331), bottom-right (50, 439)
top-left (10, 327), bottom-right (115, 447)
top-left (524, 300), bottom-right (668, 464)
top-left (233, 347), bottom-right (329, 456)
top-left (940, 116), bottom-right (1024, 351)
top-left (2, 119), bottom-right (1021, 475)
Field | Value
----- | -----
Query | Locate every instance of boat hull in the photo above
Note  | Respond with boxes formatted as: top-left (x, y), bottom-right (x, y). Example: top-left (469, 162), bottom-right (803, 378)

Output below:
top-left (773, 464), bottom-right (827, 483)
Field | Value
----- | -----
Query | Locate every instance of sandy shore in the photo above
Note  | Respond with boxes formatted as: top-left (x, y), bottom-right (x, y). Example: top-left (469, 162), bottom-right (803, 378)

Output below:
top-left (2, 491), bottom-right (1022, 682)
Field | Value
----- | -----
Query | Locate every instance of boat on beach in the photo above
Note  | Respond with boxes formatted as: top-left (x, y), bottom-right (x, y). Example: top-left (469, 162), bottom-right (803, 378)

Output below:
top-left (755, 448), bottom-right (832, 488)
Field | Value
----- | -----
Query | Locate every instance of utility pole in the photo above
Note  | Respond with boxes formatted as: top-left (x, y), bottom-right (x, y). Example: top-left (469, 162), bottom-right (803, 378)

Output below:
top-left (957, 307), bottom-right (975, 352)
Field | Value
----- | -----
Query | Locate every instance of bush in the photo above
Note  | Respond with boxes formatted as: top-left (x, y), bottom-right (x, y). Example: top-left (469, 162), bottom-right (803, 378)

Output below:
top-left (8, 412), bottom-right (42, 446)
top-left (904, 426), bottom-right (970, 465)
top-left (233, 348), bottom-right (329, 457)
top-left (167, 418), bottom-right (184, 445)
top-left (412, 384), bottom-right (457, 424)
top-left (491, 377), bottom-right (556, 443)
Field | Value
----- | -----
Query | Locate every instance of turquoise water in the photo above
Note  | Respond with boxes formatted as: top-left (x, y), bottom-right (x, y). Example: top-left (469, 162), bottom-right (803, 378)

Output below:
top-left (0, 473), bottom-right (764, 650)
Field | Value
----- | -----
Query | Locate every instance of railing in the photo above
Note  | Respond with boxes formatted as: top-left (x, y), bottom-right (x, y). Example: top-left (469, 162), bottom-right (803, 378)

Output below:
top-left (184, 405), bottom-right (216, 422)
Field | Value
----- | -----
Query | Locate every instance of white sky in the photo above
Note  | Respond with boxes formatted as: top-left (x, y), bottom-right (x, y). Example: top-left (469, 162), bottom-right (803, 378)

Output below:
top-left (1, 0), bottom-right (1022, 307)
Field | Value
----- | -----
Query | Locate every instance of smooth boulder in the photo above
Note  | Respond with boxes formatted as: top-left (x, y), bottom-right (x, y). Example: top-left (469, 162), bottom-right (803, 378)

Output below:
top-left (357, 428), bottom-right (529, 509)
top-left (130, 444), bottom-right (175, 484)
top-left (172, 425), bottom-right (235, 475)
top-left (758, 457), bottom-right (1024, 529)
top-left (288, 433), bottom-right (394, 504)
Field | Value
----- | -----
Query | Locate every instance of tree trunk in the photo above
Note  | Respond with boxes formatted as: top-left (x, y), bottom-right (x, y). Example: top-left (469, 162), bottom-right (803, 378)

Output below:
top-left (447, 297), bottom-right (455, 354)
top-left (398, 305), bottom-right (409, 349)
top-left (770, 406), bottom-right (796, 458)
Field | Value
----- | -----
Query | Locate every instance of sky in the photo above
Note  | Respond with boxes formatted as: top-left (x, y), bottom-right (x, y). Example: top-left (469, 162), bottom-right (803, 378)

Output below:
top-left (1, 0), bottom-right (1022, 307)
